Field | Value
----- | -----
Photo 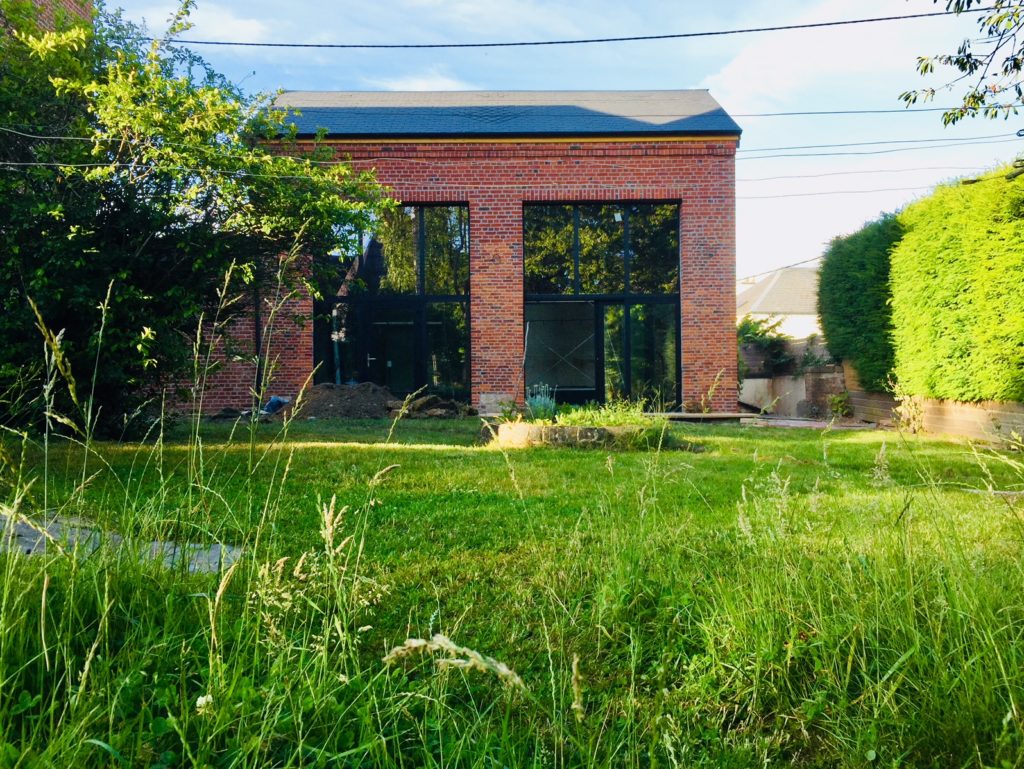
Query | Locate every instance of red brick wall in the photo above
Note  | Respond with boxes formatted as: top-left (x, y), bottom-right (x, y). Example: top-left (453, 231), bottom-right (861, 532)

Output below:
top-left (208, 136), bottom-right (738, 413)
top-left (325, 138), bottom-right (739, 412)
top-left (180, 287), bottom-right (315, 414)
top-left (31, 0), bottom-right (91, 31)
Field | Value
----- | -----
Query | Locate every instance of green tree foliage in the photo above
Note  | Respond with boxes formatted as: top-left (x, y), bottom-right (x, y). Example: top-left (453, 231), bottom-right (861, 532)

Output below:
top-left (890, 169), bottom-right (1024, 402)
top-left (737, 315), bottom-right (794, 385)
top-left (817, 214), bottom-right (902, 392)
top-left (0, 1), bottom-right (388, 432)
top-left (901, 1), bottom-right (1024, 124)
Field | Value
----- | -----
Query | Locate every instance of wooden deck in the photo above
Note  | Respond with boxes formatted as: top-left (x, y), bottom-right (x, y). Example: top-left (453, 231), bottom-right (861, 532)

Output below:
top-left (650, 412), bottom-right (745, 422)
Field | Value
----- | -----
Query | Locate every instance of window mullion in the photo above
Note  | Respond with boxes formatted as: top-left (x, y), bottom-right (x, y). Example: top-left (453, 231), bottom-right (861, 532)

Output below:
top-left (572, 206), bottom-right (581, 295)
top-left (417, 206), bottom-right (426, 295)
top-left (623, 206), bottom-right (632, 295)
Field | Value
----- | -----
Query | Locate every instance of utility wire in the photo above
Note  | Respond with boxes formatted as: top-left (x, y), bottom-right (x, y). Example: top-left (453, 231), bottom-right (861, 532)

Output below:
top-left (737, 166), bottom-right (987, 182)
top-left (742, 136), bottom-right (1021, 158)
top-left (0, 161), bottom-right (999, 199)
top-left (737, 185), bottom-right (934, 200)
top-left (3, 125), bottom-right (1018, 160)
top-left (144, 7), bottom-right (994, 50)
top-left (738, 257), bottom-right (821, 283)
top-left (737, 132), bottom-right (1016, 153)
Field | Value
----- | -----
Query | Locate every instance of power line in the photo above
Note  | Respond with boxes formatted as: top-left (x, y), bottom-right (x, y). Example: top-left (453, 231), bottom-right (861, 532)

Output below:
top-left (737, 131), bottom-right (1016, 153)
top-left (737, 166), bottom-right (986, 182)
top-left (741, 135), bottom-right (1019, 157)
top-left (738, 257), bottom-right (821, 283)
top-left (737, 185), bottom-right (935, 200)
top-left (0, 161), bottom-right (999, 198)
top-left (143, 7), bottom-right (994, 50)
top-left (4, 124), bottom-right (1018, 160)
top-left (731, 105), bottom-right (1015, 117)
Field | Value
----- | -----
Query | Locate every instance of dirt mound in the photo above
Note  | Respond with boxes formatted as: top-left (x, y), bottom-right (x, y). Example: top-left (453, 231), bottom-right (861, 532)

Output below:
top-left (400, 393), bottom-right (477, 419)
top-left (278, 382), bottom-right (393, 420)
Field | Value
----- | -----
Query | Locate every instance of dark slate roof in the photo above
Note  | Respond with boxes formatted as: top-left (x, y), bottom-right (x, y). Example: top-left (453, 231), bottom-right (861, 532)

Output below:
top-left (274, 90), bottom-right (741, 139)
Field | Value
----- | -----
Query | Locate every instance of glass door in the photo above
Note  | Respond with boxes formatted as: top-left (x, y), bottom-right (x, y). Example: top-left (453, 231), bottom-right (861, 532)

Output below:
top-left (524, 301), bottom-right (597, 404)
top-left (598, 301), bottom-right (679, 407)
top-left (366, 304), bottom-right (417, 393)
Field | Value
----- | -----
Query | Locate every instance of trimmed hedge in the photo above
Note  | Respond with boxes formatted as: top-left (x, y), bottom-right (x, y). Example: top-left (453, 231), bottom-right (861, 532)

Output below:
top-left (818, 214), bottom-right (902, 392)
top-left (890, 170), bottom-right (1024, 402)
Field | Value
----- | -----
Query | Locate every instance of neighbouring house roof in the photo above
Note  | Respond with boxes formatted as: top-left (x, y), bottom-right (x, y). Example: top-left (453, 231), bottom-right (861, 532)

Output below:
top-left (736, 267), bottom-right (820, 317)
top-left (273, 90), bottom-right (742, 139)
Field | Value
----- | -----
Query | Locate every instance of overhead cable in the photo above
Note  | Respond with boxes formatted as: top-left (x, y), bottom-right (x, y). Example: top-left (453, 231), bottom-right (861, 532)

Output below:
top-left (142, 7), bottom-right (994, 50)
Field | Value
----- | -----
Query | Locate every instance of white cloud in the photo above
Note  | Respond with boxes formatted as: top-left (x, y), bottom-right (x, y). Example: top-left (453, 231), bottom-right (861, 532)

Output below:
top-left (125, 2), bottom-right (270, 43)
top-left (364, 67), bottom-right (479, 91)
top-left (702, 0), bottom-right (970, 113)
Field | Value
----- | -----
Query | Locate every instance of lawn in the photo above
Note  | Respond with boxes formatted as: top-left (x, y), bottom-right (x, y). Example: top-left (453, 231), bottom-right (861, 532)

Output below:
top-left (2, 417), bottom-right (1023, 767)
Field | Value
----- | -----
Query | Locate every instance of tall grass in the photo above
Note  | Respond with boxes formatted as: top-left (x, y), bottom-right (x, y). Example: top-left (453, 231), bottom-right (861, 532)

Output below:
top-left (1, 277), bottom-right (1023, 765)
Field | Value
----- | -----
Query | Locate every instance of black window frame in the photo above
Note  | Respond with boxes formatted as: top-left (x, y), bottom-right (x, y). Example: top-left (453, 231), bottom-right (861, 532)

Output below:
top-left (522, 200), bottom-right (682, 406)
top-left (523, 200), bottom-right (681, 301)
top-left (313, 203), bottom-right (471, 399)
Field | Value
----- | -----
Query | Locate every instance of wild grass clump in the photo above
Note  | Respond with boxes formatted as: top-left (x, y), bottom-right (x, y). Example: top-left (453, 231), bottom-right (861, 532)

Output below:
top-left (555, 399), bottom-right (665, 428)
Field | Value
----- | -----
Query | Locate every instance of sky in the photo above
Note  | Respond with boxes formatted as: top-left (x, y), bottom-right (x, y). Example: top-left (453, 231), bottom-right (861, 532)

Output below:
top-left (118, 0), bottom-right (1022, 282)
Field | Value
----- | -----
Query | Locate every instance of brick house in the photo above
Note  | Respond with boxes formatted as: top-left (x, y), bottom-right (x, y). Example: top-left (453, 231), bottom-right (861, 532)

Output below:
top-left (28, 0), bottom-right (90, 31)
top-left (214, 90), bottom-right (741, 413)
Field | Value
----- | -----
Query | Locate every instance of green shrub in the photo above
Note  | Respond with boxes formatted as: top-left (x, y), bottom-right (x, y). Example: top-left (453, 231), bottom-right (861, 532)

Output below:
top-left (737, 315), bottom-right (794, 385)
top-left (818, 214), bottom-right (902, 392)
top-left (555, 399), bottom-right (664, 428)
top-left (525, 382), bottom-right (558, 421)
top-left (890, 169), bottom-right (1024, 402)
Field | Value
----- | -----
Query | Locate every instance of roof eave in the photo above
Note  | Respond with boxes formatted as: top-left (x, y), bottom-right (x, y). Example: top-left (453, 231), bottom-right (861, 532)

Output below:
top-left (289, 129), bottom-right (742, 141)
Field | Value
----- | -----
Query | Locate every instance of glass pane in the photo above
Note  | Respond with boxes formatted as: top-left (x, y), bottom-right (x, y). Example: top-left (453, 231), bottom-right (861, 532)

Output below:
top-left (368, 207), bottom-right (418, 295)
top-left (525, 302), bottom-right (596, 395)
top-left (368, 305), bottom-right (416, 393)
top-left (579, 205), bottom-right (625, 294)
top-left (629, 204), bottom-right (679, 295)
top-left (524, 205), bottom-right (574, 294)
top-left (314, 301), bottom-right (363, 385)
top-left (602, 304), bottom-right (627, 401)
top-left (427, 303), bottom-right (470, 400)
top-left (629, 303), bottom-right (678, 407)
top-left (425, 206), bottom-right (470, 296)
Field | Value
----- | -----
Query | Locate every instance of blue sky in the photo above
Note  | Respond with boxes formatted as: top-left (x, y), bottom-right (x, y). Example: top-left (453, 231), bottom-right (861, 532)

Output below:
top-left (120, 0), bottom-right (1021, 281)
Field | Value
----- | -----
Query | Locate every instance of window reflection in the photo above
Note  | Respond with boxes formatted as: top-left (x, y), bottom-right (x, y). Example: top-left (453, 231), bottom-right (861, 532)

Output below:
top-left (524, 202), bottom-right (678, 296)
top-left (313, 204), bottom-right (470, 397)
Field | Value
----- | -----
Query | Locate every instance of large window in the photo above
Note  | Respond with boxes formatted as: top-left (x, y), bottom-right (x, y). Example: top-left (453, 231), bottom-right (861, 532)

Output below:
top-left (313, 205), bottom-right (470, 399)
top-left (524, 203), bottom-right (678, 297)
top-left (523, 202), bottom-right (680, 406)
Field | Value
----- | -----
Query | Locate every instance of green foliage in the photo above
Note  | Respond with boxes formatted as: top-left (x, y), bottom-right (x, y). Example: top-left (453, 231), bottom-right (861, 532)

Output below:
top-left (901, 1), bottom-right (1024, 124)
top-left (890, 168), bottom-right (1024, 402)
top-left (525, 382), bottom-right (557, 421)
top-left (0, 1), bottom-right (388, 433)
top-left (828, 390), bottom-right (852, 417)
top-left (737, 315), bottom-right (794, 384)
top-left (554, 398), bottom-right (666, 428)
top-left (817, 214), bottom-right (902, 392)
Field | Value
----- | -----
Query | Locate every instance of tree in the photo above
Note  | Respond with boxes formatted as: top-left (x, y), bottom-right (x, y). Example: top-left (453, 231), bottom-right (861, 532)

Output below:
top-left (901, 1), bottom-right (1024, 124)
top-left (817, 214), bottom-right (902, 392)
top-left (0, 0), bottom-right (389, 433)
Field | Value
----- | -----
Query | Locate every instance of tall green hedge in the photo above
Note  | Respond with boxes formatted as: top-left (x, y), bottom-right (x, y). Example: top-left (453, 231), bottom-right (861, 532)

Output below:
top-left (818, 214), bottom-right (902, 392)
top-left (890, 170), bottom-right (1024, 402)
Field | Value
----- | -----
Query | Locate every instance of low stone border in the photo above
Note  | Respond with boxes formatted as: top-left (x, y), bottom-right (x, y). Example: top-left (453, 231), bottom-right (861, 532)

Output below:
top-left (483, 422), bottom-right (703, 450)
